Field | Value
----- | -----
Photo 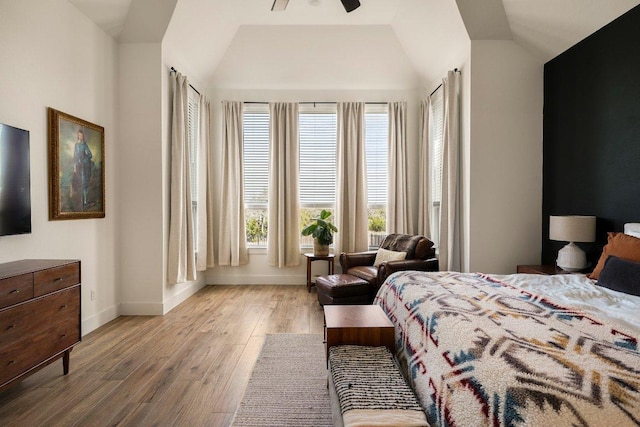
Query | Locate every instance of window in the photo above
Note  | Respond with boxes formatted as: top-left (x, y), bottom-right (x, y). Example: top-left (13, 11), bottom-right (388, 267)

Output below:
top-left (429, 88), bottom-right (444, 248)
top-left (365, 104), bottom-right (388, 248)
top-left (299, 104), bottom-right (337, 247)
top-left (187, 87), bottom-right (199, 245)
top-left (242, 102), bottom-right (390, 249)
top-left (243, 104), bottom-right (270, 246)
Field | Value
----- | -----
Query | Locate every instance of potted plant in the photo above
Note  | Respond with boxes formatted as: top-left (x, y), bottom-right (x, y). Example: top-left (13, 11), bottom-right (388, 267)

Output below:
top-left (301, 209), bottom-right (338, 256)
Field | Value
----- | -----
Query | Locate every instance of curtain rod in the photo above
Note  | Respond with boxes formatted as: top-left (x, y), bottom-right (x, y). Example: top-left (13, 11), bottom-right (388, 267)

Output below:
top-left (430, 68), bottom-right (460, 97)
top-left (170, 67), bottom-right (200, 95)
top-left (429, 84), bottom-right (442, 97)
top-left (244, 101), bottom-right (389, 105)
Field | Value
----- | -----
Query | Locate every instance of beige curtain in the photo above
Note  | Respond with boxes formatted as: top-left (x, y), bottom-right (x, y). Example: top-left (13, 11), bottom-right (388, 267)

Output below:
top-left (336, 102), bottom-right (368, 254)
top-left (439, 70), bottom-right (462, 271)
top-left (218, 101), bottom-right (249, 266)
top-left (267, 102), bottom-right (301, 267)
top-left (168, 72), bottom-right (196, 284)
top-left (417, 98), bottom-right (431, 239)
top-left (387, 101), bottom-right (413, 234)
top-left (196, 96), bottom-right (215, 271)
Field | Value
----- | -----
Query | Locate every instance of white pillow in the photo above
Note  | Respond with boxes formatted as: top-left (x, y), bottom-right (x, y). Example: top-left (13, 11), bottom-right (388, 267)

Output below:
top-left (373, 248), bottom-right (407, 267)
top-left (624, 223), bottom-right (640, 238)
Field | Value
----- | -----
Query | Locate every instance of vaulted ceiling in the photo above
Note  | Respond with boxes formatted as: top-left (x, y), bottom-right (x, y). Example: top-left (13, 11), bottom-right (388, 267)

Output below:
top-left (69, 0), bottom-right (640, 85)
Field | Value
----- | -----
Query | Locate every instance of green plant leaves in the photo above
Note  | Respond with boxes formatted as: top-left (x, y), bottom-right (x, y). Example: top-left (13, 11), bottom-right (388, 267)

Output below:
top-left (301, 209), bottom-right (337, 245)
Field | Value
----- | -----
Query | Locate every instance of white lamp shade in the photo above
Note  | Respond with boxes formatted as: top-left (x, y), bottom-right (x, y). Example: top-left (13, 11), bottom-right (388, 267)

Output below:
top-left (549, 215), bottom-right (596, 243)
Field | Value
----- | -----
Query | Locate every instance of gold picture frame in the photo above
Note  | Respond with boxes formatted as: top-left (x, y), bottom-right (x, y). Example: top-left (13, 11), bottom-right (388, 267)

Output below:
top-left (48, 108), bottom-right (105, 220)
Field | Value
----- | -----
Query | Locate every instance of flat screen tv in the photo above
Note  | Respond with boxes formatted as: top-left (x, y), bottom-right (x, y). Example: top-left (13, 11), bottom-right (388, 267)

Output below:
top-left (0, 123), bottom-right (31, 236)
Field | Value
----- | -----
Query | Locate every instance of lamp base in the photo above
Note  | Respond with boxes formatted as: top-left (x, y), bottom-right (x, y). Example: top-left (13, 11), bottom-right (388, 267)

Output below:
top-left (556, 242), bottom-right (587, 272)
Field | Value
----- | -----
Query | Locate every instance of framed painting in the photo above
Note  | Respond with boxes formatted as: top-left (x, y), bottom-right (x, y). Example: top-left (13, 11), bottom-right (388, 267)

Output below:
top-left (48, 108), bottom-right (105, 220)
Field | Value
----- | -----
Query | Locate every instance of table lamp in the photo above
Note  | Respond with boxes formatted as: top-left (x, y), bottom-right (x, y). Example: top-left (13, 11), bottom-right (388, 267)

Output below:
top-left (549, 215), bottom-right (596, 271)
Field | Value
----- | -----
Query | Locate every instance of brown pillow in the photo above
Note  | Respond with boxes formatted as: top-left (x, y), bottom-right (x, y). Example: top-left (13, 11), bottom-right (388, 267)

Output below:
top-left (588, 232), bottom-right (640, 279)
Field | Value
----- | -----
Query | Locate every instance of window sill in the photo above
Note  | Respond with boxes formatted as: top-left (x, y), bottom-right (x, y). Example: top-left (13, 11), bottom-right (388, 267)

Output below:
top-left (247, 246), bottom-right (338, 256)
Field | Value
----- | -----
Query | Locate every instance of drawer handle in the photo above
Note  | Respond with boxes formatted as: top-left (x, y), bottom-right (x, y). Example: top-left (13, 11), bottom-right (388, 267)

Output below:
top-left (7, 324), bottom-right (15, 330)
top-left (10, 289), bottom-right (20, 294)
top-left (8, 360), bottom-right (15, 365)
top-left (60, 334), bottom-right (67, 339)
top-left (54, 277), bottom-right (63, 282)
top-left (60, 304), bottom-right (68, 309)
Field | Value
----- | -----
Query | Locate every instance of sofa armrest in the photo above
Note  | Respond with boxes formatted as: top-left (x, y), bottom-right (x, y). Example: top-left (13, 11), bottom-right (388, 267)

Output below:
top-left (339, 251), bottom-right (377, 271)
top-left (377, 258), bottom-right (439, 286)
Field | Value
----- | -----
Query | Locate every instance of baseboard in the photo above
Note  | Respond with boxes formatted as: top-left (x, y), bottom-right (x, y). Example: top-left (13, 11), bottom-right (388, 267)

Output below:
top-left (81, 304), bottom-right (119, 336)
top-left (206, 272), bottom-right (306, 285)
top-left (118, 281), bottom-right (207, 316)
top-left (163, 281), bottom-right (207, 314)
top-left (81, 282), bottom-right (206, 334)
top-left (119, 301), bottom-right (164, 316)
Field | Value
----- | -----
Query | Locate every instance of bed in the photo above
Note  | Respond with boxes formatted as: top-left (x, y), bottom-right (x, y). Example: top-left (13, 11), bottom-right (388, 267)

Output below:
top-left (374, 228), bottom-right (640, 427)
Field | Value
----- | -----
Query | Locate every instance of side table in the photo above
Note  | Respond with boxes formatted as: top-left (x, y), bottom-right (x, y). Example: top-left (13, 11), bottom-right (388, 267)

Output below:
top-left (304, 253), bottom-right (335, 292)
top-left (324, 304), bottom-right (395, 362)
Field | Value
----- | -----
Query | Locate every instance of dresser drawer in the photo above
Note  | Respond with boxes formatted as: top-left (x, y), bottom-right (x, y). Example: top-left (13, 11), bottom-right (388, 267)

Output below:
top-left (36, 286), bottom-right (80, 324)
top-left (0, 317), bottom-right (80, 386)
top-left (0, 287), bottom-right (80, 350)
top-left (34, 263), bottom-right (80, 297)
top-left (0, 274), bottom-right (33, 309)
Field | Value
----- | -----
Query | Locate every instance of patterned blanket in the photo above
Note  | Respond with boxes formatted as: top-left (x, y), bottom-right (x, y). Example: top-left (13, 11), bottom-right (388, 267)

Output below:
top-left (375, 271), bottom-right (640, 427)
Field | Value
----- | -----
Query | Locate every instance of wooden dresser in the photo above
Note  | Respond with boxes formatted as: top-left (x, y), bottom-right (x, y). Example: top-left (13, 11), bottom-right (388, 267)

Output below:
top-left (0, 259), bottom-right (81, 392)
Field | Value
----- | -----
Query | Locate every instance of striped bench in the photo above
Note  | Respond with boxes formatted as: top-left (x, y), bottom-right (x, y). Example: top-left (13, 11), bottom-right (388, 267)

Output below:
top-left (328, 345), bottom-right (429, 427)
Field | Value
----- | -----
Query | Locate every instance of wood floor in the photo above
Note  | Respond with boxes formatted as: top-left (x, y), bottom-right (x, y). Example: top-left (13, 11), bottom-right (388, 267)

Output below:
top-left (0, 285), bottom-right (325, 427)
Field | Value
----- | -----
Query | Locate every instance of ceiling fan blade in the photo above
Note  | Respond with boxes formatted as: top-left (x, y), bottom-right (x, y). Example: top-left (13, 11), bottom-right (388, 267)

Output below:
top-left (271, 0), bottom-right (290, 11)
top-left (340, 0), bottom-right (360, 13)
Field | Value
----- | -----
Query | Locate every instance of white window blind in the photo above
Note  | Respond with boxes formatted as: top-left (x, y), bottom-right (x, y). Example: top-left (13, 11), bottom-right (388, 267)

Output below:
top-left (365, 104), bottom-right (388, 248)
top-left (243, 103), bottom-right (270, 246)
top-left (429, 87), bottom-right (444, 248)
top-left (430, 88), bottom-right (444, 204)
top-left (365, 104), bottom-right (388, 207)
top-left (299, 104), bottom-right (337, 209)
top-left (187, 87), bottom-right (199, 243)
top-left (243, 104), bottom-right (270, 209)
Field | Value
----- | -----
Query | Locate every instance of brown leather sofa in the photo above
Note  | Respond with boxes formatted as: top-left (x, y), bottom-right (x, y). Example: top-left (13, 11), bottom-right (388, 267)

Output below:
top-left (339, 233), bottom-right (439, 301)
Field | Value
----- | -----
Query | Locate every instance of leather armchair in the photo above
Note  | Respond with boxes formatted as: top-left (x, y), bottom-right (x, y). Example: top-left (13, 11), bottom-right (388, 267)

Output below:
top-left (339, 234), bottom-right (439, 300)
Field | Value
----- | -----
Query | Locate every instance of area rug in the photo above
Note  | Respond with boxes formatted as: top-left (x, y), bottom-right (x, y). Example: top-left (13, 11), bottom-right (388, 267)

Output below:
top-left (231, 333), bottom-right (333, 426)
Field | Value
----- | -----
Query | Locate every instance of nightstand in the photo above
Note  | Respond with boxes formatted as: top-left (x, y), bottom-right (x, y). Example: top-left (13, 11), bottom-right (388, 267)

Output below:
top-left (516, 264), bottom-right (569, 275)
top-left (324, 305), bottom-right (395, 362)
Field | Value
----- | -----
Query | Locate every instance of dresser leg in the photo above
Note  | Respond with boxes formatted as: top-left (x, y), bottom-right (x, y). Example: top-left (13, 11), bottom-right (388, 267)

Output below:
top-left (63, 349), bottom-right (71, 375)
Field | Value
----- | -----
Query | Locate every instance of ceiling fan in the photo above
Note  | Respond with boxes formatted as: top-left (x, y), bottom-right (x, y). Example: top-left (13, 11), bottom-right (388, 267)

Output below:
top-left (271, 0), bottom-right (361, 13)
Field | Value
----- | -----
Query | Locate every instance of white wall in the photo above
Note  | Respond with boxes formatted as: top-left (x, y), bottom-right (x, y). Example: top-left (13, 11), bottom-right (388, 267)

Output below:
top-left (392, 0), bottom-right (470, 88)
top-left (466, 40), bottom-right (543, 274)
top-left (211, 25), bottom-right (421, 90)
top-left (118, 43), bottom-right (205, 315)
top-left (0, 0), bottom-right (119, 334)
top-left (117, 43), bottom-right (167, 314)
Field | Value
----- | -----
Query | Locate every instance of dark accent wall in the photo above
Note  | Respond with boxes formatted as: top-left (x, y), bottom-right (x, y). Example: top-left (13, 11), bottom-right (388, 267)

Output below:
top-left (543, 5), bottom-right (640, 266)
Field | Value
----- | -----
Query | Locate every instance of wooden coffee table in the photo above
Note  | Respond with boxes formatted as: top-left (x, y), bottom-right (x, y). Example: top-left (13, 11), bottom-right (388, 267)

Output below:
top-left (324, 305), bottom-right (395, 361)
